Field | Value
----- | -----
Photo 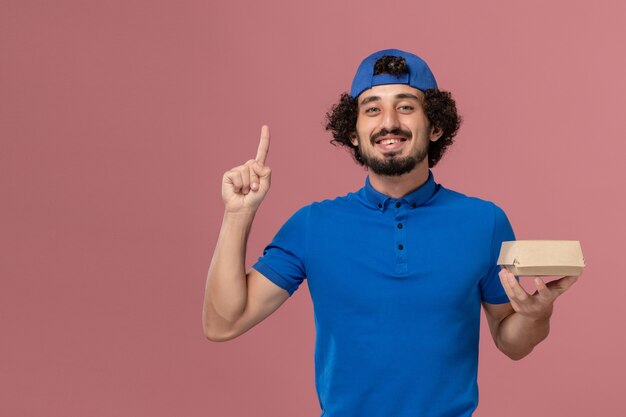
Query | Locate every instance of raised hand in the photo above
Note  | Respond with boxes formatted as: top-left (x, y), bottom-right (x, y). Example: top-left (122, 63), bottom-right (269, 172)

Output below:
top-left (222, 125), bottom-right (272, 214)
top-left (499, 267), bottom-right (580, 321)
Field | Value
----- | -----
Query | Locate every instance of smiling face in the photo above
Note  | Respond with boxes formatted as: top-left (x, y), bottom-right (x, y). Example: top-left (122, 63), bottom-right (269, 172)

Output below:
top-left (351, 84), bottom-right (442, 176)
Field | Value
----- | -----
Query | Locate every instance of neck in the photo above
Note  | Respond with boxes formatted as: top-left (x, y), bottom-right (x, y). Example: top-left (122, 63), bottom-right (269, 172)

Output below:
top-left (368, 164), bottom-right (430, 199)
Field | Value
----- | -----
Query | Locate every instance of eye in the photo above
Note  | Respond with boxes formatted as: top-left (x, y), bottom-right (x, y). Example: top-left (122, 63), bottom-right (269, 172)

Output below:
top-left (398, 105), bottom-right (414, 111)
top-left (364, 107), bottom-right (380, 114)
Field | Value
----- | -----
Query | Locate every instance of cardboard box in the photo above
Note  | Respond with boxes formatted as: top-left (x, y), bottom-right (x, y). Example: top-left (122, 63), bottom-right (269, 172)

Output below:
top-left (497, 240), bottom-right (585, 276)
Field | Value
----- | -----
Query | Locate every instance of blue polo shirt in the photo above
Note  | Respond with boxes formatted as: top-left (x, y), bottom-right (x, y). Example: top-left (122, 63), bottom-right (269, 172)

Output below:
top-left (252, 169), bottom-right (516, 417)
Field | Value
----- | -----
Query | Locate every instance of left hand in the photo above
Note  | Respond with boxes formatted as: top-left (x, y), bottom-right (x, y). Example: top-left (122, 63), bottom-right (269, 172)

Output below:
top-left (499, 267), bottom-right (580, 321)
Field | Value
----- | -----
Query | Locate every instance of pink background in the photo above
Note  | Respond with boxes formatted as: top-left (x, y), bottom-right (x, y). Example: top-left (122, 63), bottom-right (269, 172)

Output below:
top-left (2, 1), bottom-right (624, 416)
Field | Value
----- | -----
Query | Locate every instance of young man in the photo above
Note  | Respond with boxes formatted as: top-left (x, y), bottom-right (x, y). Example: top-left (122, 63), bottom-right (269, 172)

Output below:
top-left (203, 49), bottom-right (579, 417)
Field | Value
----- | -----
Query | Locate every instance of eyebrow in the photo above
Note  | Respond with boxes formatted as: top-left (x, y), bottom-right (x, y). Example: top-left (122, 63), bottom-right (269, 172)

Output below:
top-left (396, 93), bottom-right (421, 101)
top-left (359, 93), bottom-right (421, 106)
top-left (360, 96), bottom-right (380, 106)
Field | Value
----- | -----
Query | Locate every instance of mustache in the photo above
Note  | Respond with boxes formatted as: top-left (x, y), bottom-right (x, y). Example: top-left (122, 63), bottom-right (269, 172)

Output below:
top-left (371, 128), bottom-right (412, 143)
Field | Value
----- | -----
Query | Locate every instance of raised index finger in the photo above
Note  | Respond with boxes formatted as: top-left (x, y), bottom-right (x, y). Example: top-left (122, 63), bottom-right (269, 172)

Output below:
top-left (255, 125), bottom-right (270, 165)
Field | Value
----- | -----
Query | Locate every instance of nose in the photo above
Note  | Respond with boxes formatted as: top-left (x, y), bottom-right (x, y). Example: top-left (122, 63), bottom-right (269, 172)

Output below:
top-left (381, 107), bottom-right (401, 131)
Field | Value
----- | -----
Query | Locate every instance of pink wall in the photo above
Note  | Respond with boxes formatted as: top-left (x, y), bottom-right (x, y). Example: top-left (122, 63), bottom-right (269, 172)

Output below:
top-left (2, 0), bottom-right (624, 416)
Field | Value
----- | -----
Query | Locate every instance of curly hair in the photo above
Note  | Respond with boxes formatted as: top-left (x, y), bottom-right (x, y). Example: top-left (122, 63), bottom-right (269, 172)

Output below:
top-left (324, 56), bottom-right (462, 168)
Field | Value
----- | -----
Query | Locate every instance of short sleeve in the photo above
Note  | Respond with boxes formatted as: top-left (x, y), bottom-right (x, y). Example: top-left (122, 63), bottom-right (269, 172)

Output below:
top-left (479, 203), bottom-right (517, 304)
top-left (251, 206), bottom-right (309, 296)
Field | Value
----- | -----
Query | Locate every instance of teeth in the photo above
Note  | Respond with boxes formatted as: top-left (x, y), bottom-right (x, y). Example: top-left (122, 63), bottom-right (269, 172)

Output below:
top-left (379, 138), bottom-right (402, 145)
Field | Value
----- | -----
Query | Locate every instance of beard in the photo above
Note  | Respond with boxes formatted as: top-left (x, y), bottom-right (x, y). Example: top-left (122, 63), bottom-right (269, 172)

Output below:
top-left (356, 133), bottom-right (430, 176)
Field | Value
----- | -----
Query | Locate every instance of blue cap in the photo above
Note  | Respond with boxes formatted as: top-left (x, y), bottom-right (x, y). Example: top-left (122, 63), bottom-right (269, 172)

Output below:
top-left (350, 49), bottom-right (438, 99)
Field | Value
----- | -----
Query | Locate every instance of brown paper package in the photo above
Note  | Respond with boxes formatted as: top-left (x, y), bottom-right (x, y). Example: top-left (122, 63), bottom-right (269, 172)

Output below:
top-left (497, 240), bottom-right (585, 277)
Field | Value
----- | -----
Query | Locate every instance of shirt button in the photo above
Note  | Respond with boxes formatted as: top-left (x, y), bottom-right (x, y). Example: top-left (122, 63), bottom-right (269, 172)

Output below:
top-left (395, 202), bottom-right (401, 208)
top-left (397, 223), bottom-right (403, 229)
top-left (377, 203), bottom-right (382, 209)
top-left (398, 244), bottom-right (404, 250)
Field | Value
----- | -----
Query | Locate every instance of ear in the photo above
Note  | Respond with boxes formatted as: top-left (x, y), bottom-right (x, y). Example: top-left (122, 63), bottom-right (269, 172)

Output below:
top-left (430, 126), bottom-right (443, 142)
top-left (349, 132), bottom-right (359, 147)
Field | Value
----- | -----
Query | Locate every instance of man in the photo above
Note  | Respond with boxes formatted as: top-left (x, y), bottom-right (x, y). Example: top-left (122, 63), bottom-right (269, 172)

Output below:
top-left (203, 49), bottom-right (579, 417)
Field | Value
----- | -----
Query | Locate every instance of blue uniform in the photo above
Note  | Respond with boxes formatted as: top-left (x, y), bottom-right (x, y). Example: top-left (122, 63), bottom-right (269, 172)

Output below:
top-left (252, 169), bottom-right (516, 417)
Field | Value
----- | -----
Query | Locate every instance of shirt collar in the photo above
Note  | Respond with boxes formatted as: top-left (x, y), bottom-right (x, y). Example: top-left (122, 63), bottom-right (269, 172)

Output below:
top-left (361, 169), bottom-right (438, 212)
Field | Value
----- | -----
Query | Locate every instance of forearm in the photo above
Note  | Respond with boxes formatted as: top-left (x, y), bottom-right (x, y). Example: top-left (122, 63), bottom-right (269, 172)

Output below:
top-left (496, 312), bottom-right (551, 360)
top-left (203, 210), bottom-right (256, 337)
